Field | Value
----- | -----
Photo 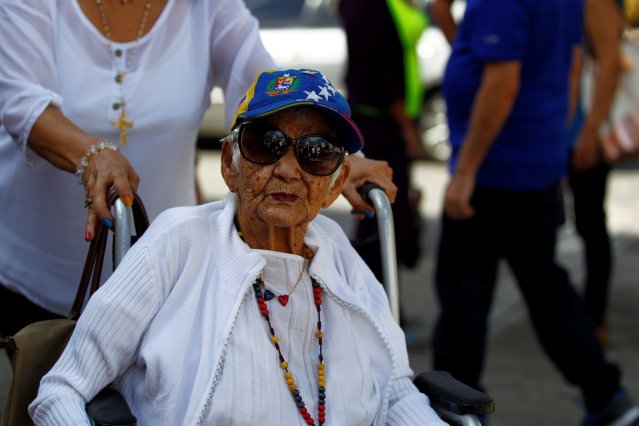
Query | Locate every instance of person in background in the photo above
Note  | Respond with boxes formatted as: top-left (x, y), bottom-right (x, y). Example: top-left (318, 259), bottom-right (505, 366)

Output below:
top-left (338, 0), bottom-right (427, 283)
top-left (431, 0), bottom-right (458, 44)
top-left (566, 0), bottom-right (626, 349)
top-left (431, 0), bottom-right (639, 424)
top-left (30, 68), bottom-right (446, 426)
top-left (0, 0), bottom-right (396, 343)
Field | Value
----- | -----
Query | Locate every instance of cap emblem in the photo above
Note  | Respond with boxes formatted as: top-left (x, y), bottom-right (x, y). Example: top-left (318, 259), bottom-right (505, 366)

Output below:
top-left (267, 74), bottom-right (299, 95)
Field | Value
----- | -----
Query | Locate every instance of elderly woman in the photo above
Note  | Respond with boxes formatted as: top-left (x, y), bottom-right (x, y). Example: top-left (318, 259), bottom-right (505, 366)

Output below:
top-left (29, 69), bottom-right (445, 425)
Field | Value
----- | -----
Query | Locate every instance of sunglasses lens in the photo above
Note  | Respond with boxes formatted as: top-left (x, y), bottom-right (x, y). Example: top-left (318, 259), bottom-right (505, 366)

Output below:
top-left (296, 136), bottom-right (344, 176)
top-left (240, 123), bottom-right (287, 164)
top-left (238, 122), bottom-right (344, 176)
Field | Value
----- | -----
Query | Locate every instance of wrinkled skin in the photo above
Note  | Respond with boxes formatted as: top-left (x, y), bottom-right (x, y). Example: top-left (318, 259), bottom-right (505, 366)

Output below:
top-left (221, 108), bottom-right (350, 255)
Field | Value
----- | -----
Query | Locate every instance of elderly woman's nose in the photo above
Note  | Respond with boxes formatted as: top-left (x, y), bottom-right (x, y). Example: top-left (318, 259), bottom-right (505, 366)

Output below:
top-left (273, 148), bottom-right (302, 177)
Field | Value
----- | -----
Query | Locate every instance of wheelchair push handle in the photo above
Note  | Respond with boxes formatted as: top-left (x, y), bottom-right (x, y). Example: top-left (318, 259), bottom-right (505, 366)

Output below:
top-left (356, 182), bottom-right (401, 324)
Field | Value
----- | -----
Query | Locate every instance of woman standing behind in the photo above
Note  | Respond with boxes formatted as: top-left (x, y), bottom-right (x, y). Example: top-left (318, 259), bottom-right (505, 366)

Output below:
top-left (0, 0), bottom-right (395, 340)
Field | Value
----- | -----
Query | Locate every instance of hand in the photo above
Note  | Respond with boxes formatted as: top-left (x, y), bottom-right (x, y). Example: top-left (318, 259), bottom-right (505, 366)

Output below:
top-left (572, 126), bottom-right (601, 172)
top-left (403, 126), bottom-right (426, 161)
top-left (341, 155), bottom-right (397, 217)
top-left (82, 148), bottom-right (139, 240)
top-left (443, 173), bottom-right (476, 220)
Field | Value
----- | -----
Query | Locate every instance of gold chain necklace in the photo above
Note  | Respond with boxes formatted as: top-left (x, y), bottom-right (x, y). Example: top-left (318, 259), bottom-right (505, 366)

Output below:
top-left (95, 0), bottom-right (152, 145)
top-left (259, 245), bottom-right (314, 306)
top-left (236, 220), bottom-right (314, 306)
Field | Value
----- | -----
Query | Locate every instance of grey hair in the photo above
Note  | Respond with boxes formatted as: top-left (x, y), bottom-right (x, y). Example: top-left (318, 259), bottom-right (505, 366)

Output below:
top-left (224, 116), bottom-right (345, 189)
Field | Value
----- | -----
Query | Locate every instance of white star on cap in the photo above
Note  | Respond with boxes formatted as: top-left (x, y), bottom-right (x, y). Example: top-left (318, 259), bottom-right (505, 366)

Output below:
top-left (325, 84), bottom-right (337, 96)
top-left (321, 75), bottom-right (331, 86)
top-left (304, 91), bottom-right (322, 101)
top-left (318, 86), bottom-right (332, 100)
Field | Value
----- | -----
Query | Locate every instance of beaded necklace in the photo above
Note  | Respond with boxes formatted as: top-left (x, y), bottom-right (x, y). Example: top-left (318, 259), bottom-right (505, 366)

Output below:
top-left (235, 219), bottom-right (326, 424)
top-left (252, 276), bottom-right (326, 425)
top-left (95, 0), bottom-right (152, 145)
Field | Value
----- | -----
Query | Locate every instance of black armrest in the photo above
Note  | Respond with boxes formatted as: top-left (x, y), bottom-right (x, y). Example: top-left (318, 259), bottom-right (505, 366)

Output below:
top-left (414, 370), bottom-right (495, 416)
top-left (86, 386), bottom-right (137, 426)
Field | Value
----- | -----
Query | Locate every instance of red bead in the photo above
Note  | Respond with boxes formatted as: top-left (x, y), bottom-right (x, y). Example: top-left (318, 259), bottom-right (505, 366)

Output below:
top-left (318, 405), bottom-right (326, 411)
top-left (299, 407), bottom-right (307, 414)
top-left (303, 412), bottom-right (311, 420)
top-left (306, 419), bottom-right (314, 425)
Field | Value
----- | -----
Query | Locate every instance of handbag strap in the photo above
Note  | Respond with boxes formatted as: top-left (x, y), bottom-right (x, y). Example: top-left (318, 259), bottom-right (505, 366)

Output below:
top-left (69, 188), bottom-right (149, 320)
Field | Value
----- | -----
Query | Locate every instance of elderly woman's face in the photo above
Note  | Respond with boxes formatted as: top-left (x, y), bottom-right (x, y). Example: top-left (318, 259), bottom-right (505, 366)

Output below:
top-left (222, 108), bottom-right (349, 229)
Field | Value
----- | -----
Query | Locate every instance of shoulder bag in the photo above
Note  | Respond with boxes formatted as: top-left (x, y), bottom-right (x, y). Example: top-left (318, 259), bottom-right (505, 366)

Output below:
top-left (0, 189), bottom-right (148, 426)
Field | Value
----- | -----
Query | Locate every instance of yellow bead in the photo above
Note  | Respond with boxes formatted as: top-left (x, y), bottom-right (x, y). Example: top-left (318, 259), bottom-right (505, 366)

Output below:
top-left (281, 361), bottom-right (288, 369)
top-left (271, 336), bottom-right (279, 344)
top-left (316, 331), bottom-right (324, 339)
top-left (319, 380), bottom-right (325, 387)
top-left (318, 363), bottom-right (325, 371)
top-left (287, 378), bottom-right (294, 385)
top-left (285, 372), bottom-right (292, 379)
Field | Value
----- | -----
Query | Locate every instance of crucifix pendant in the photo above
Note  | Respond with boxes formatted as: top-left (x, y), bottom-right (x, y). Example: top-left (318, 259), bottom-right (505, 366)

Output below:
top-left (112, 111), bottom-right (133, 145)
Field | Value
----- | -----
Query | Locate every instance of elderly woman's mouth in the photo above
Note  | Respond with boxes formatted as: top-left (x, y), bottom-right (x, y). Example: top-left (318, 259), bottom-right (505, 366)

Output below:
top-left (270, 192), bottom-right (298, 202)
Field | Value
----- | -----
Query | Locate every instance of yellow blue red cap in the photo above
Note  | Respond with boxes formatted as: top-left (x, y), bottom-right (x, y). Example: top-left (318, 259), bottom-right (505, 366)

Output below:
top-left (231, 68), bottom-right (364, 153)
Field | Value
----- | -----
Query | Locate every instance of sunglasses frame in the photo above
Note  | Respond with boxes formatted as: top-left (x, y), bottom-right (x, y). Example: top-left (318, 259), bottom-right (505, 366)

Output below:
top-left (236, 121), bottom-right (347, 176)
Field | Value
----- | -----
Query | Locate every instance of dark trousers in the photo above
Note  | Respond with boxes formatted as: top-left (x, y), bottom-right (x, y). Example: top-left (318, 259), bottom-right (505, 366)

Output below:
top-left (568, 160), bottom-right (613, 328)
top-left (0, 284), bottom-right (64, 338)
top-left (432, 184), bottom-right (620, 413)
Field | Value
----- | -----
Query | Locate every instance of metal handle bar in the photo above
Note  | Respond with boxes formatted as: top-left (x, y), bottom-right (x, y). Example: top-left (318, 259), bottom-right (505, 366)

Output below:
top-left (357, 182), bottom-right (400, 324)
top-left (113, 197), bottom-right (132, 270)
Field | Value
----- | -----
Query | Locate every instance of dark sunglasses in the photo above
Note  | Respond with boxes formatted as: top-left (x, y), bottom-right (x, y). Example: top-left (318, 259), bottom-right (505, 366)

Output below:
top-left (237, 121), bottom-right (346, 176)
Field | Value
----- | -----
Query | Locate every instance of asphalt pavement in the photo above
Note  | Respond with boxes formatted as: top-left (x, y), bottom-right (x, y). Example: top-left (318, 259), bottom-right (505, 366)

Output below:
top-left (2, 153), bottom-right (638, 425)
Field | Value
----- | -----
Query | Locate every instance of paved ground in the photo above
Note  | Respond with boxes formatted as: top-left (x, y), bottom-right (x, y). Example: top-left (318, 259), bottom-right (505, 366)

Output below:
top-left (2, 153), bottom-right (638, 425)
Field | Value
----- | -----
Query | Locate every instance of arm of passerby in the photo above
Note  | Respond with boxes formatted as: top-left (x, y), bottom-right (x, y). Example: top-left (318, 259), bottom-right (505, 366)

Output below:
top-left (445, 61), bottom-right (520, 220)
top-left (574, 0), bottom-right (625, 171)
top-left (568, 45), bottom-right (584, 127)
top-left (431, 0), bottom-right (457, 44)
top-left (341, 155), bottom-right (398, 217)
top-left (389, 100), bottom-right (425, 160)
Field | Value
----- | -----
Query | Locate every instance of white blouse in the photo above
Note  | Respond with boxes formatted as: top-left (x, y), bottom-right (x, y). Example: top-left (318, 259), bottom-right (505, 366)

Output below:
top-left (0, 0), bottom-right (275, 315)
top-left (211, 249), bottom-right (381, 425)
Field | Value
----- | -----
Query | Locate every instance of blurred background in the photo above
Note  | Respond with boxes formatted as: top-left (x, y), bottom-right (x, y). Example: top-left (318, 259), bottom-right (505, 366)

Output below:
top-left (196, 0), bottom-right (465, 163)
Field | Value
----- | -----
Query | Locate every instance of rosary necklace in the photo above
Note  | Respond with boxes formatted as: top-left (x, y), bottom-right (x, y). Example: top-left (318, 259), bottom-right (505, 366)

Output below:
top-left (95, 0), bottom-right (152, 145)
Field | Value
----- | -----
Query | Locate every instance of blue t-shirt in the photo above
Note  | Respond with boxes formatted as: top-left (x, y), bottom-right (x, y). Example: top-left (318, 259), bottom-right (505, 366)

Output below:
top-left (444, 0), bottom-right (584, 190)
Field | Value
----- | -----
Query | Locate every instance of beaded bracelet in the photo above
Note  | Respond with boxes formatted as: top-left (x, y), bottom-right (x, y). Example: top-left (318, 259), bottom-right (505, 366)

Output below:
top-left (75, 140), bottom-right (119, 185)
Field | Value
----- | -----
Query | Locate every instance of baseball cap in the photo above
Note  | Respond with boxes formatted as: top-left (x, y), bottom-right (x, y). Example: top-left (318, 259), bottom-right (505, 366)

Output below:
top-left (230, 68), bottom-right (364, 153)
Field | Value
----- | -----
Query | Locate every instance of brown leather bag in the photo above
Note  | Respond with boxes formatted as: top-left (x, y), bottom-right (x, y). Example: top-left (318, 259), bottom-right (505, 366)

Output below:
top-left (0, 190), bottom-right (148, 426)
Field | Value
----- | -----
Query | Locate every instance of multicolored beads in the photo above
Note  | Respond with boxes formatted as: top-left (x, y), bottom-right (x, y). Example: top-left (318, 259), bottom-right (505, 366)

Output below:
top-left (253, 276), bottom-right (326, 425)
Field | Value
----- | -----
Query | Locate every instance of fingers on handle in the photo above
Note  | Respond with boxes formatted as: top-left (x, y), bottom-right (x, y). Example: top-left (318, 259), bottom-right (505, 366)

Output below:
top-left (85, 208), bottom-right (97, 241)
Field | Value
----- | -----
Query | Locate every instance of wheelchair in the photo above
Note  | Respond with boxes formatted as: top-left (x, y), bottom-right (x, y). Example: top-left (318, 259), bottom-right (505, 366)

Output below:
top-left (56, 190), bottom-right (496, 425)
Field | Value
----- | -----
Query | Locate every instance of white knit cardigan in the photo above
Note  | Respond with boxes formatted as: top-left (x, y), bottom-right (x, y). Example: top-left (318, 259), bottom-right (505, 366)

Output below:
top-left (30, 194), bottom-right (445, 425)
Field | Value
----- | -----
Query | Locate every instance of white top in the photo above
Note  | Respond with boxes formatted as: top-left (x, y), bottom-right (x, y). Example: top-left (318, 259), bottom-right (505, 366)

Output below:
top-left (30, 194), bottom-right (447, 425)
top-left (0, 0), bottom-right (276, 315)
